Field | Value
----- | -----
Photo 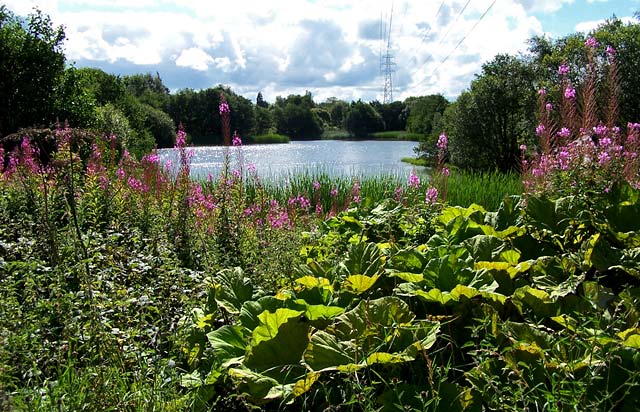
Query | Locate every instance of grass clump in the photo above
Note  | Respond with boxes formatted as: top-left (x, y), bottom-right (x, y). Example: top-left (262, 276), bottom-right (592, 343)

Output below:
top-left (371, 130), bottom-right (424, 141)
top-left (250, 133), bottom-right (290, 144)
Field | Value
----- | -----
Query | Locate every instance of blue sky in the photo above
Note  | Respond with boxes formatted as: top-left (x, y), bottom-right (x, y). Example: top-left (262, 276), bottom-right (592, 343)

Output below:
top-left (4, 0), bottom-right (639, 103)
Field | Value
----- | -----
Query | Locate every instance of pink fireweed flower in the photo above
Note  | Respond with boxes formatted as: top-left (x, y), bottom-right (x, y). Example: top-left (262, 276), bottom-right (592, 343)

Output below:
top-left (408, 170), bottom-right (421, 189)
top-left (520, 144), bottom-right (527, 152)
top-left (593, 124), bottom-right (608, 137)
top-left (536, 124), bottom-right (546, 136)
top-left (564, 87), bottom-right (576, 100)
top-left (585, 37), bottom-right (599, 48)
top-left (232, 132), bottom-right (242, 146)
top-left (558, 127), bottom-right (571, 138)
top-left (330, 187), bottom-right (338, 197)
top-left (425, 187), bottom-right (438, 204)
top-left (558, 64), bottom-right (570, 76)
top-left (606, 45), bottom-right (616, 57)
top-left (545, 103), bottom-right (553, 111)
top-left (598, 151), bottom-right (611, 165)
top-left (247, 163), bottom-right (257, 174)
top-left (232, 169), bottom-right (241, 179)
top-left (532, 168), bottom-right (543, 178)
top-left (558, 150), bottom-right (570, 170)
top-left (442, 167), bottom-right (450, 177)
top-left (175, 129), bottom-right (187, 148)
top-left (599, 137), bottom-right (612, 147)
top-left (394, 186), bottom-right (404, 201)
top-left (142, 153), bottom-right (160, 163)
top-left (313, 180), bottom-right (320, 191)
top-left (437, 133), bottom-right (448, 150)
top-left (219, 101), bottom-right (230, 114)
top-left (116, 168), bottom-right (126, 179)
top-left (538, 88), bottom-right (547, 95)
top-left (315, 203), bottom-right (323, 216)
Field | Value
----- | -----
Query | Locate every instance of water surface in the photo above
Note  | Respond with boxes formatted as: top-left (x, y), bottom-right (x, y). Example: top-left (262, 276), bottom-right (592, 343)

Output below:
top-left (158, 140), bottom-right (419, 180)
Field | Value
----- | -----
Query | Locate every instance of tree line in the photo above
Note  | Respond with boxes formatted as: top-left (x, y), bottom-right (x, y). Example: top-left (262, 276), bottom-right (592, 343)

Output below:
top-left (2, 5), bottom-right (639, 171)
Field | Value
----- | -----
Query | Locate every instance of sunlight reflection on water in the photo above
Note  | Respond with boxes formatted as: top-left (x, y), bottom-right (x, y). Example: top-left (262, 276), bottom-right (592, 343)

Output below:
top-left (157, 140), bottom-right (422, 180)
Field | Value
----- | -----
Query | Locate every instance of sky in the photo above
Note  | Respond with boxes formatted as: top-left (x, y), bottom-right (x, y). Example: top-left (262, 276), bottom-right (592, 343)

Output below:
top-left (4, 0), bottom-right (639, 103)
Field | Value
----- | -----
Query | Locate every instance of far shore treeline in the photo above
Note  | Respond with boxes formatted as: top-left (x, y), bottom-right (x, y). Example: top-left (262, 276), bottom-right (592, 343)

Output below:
top-left (2, 5), bottom-right (640, 171)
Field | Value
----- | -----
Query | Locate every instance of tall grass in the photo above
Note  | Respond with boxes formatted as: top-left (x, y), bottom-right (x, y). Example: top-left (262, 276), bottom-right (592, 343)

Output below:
top-left (446, 170), bottom-right (523, 210)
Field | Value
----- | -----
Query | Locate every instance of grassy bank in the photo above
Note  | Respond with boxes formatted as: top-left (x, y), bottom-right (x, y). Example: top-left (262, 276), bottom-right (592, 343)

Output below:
top-left (371, 130), bottom-right (424, 141)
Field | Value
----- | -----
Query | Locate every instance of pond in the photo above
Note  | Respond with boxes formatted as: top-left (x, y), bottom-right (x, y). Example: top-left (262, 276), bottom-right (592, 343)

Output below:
top-left (157, 140), bottom-right (420, 180)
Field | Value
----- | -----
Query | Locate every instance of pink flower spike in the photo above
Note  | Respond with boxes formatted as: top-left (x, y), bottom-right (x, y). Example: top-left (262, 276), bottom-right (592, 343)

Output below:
top-left (538, 88), bottom-right (547, 95)
top-left (558, 64), bottom-right (570, 76)
top-left (564, 87), bottom-right (576, 100)
top-left (519, 144), bottom-right (527, 152)
top-left (585, 37), bottom-right (599, 49)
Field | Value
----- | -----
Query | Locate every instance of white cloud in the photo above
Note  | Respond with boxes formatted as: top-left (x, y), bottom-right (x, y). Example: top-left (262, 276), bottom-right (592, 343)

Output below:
top-left (575, 16), bottom-right (635, 33)
top-left (175, 47), bottom-right (214, 71)
top-left (3, 0), bottom-right (632, 103)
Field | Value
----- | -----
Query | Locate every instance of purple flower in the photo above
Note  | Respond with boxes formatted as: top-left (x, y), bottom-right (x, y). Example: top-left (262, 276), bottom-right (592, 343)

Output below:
top-left (247, 163), bottom-right (257, 174)
top-left (175, 129), bottom-right (187, 148)
top-left (536, 124), bottom-right (546, 136)
top-left (116, 168), bottom-right (125, 179)
top-left (437, 133), bottom-right (448, 150)
top-left (558, 150), bottom-right (570, 170)
top-left (545, 103), bottom-right (553, 111)
top-left (232, 133), bottom-right (242, 146)
top-left (598, 151), bottom-right (611, 165)
top-left (425, 187), bottom-right (438, 204)
top-left (593, 124), bottom-right (608, 137)
top-left (599, 137), bottom-right (612, 147)
top-left (408, 170), bottom-right (421, 189)
top-left (520, 144), bottom-right (527, 152)
top-left (564, 87), bottom-right (576, 100)
top-left (585, 37), bottom-right (599, 49)
top-left (330, 187), bottom-right (338, 197)
top-left (219, 101), bottom-right (230, 114)
top-left (313, 180), bottom-right (320, 191)
top-left (442, 167), bottom-right (450, 177)
top-left (538, 88), bottom-right (547, 95)
top-left (557, 127), bottom-right (571, 138)
top-left (558, 64), bottom-right (570, 76)
top-left (394, 186), bottom-right (404, 201)
top-left (606, 45), bottom-right (616, 56)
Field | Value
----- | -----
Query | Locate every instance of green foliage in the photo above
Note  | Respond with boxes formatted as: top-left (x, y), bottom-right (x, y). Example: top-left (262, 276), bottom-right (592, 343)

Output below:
top-left (251, 133), bottom-right (290, 144)
top-left (94, 103), bottom-right (135, 148)
top-left (0, 6), bottom-right (66, 136)
top-left (371, 130), bottom-right (423, 141)
top-left (405, 94), bottom-right (449, 136)
top-left (253, 105), bottom-right (274, 135)
top-left (443, 55), bottom-right (537, 171)
top-left (344, 100), bottom-right (384, 138)
top-left (273, 92), bottom-right (323, 139)
top-left (371, 100), bottom-right (408, 131)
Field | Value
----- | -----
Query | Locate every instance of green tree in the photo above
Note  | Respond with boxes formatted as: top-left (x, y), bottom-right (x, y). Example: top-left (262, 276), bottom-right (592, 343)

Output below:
top-left (344, 100), bottom-right (384, 138)
top-left (328, 100), bottom-right (349, 128)
top-left (254, 105), bottom-right (273, 135)
top-left (123, 72), bottom-right (170, 110)
top-left (443, 54), bottom-right (536, 171)
top-left (256, 91), bottom-right (268, 108)
top-left (405, 95), bottom-right (449, 135)
top-left (370, 100), bottom-right (407, 131)
top-left (0, 6), bottom-right (66, 136)
top-left (272, 92), bottom-right (323, 139)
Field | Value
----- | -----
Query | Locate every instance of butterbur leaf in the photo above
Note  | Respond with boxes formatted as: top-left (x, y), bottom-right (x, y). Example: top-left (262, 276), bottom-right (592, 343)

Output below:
top-left (245, 309), bottom-right (310, 380)
top-left (212, 267), bottom-right (257, 315)
top-left (342, 274), bottom-right (380, 294)
top-left (304, 330), bottom-right (358, 372)
top-left (206, 325), bottom-right (247, 367)
top-left (463, 234), bottom-right (505, 261)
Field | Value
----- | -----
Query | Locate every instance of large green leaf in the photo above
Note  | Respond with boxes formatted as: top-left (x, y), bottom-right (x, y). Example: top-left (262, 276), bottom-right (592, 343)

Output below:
top-left (212, 267), bottom-right (259, 315)
top-left (206, 325), bottom-right (247, 368)
top-left (463, 234), bottom-right (506, 261)
top-left (244, 308), bottom-right (310, 379)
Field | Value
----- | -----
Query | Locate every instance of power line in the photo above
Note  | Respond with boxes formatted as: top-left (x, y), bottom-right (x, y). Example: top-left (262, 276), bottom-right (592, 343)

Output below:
top-left (420, 0), bottom-right (498, 83)
top-left (418, 0), bottom-right (447, 44)
top-left (436, 0), bottom-right (472, 47)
